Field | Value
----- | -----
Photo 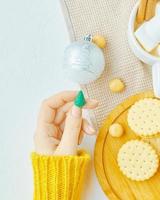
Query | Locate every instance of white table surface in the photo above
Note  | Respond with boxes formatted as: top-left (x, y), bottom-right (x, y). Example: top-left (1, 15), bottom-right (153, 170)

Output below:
top-left (0, 0), bottom-right (107, 199)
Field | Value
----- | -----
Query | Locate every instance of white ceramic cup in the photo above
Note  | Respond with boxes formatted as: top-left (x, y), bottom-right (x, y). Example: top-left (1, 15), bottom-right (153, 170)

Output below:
top-left (128, 1), bottom-right (160, 98)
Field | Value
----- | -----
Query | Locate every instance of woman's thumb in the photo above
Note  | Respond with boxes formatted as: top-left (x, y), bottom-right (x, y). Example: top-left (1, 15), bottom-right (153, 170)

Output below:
top-left (64, 105), bottom-right (82, 140)
top-left (54, 105), bottom-right (82, 155)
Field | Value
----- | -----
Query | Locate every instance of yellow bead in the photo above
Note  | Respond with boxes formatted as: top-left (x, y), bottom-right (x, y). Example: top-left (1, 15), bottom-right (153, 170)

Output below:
top-left (92, 35), bottom-right (106, 49)
top-left (109, 123), bottom-right (124, 137)
top-left (109, 78), bottom-right (125, 93)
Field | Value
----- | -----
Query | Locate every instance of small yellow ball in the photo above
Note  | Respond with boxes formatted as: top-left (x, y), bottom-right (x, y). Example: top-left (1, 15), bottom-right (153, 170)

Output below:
top-left (92, 35), bottom-right (106, 49)
top-left (109, 123), bottom-right (124, 137)
top-left (109, 78), bottom-right (125, 93)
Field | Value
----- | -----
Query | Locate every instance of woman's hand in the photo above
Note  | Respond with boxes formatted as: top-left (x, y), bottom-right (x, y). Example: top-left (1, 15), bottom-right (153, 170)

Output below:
top-left (34, 91), bottom-right (98, 155)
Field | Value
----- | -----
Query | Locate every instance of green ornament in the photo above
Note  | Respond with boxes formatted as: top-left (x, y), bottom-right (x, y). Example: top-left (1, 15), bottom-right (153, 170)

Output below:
top-left (74, 90), bottom-right (86, 108)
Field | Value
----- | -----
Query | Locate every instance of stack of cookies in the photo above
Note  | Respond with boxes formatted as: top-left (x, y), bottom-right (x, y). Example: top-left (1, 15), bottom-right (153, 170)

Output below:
top-left (135, 0), bottom-right (160, 56)
top-left (137, 0), bottom-right (157, 23)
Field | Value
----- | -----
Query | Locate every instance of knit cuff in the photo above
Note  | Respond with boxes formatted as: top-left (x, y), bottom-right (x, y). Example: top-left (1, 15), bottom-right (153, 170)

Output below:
top-left (31, 150), bottom-right (90, 200)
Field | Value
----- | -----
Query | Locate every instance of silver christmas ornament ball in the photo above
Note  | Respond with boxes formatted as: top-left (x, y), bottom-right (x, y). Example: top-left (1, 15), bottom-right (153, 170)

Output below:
top-left (63, 40), bottom-right (105, 84)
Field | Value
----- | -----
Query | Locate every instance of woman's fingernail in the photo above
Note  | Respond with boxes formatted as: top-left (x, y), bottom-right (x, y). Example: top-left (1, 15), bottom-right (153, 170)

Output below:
top-left (88, 99), bottom-right (99, 107)
top-left (91, 99), bottom-right (99, 104)
top-left (87, 125), bottom-right (96, 134)
top-left (74, 90), bottom-right (86, 108)
top-left (71, 105), bottom-right (82, 118)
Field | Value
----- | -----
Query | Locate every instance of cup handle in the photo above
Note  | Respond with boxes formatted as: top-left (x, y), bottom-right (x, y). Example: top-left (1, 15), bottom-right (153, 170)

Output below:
top-left (152, 62), bottom-right (160, 98)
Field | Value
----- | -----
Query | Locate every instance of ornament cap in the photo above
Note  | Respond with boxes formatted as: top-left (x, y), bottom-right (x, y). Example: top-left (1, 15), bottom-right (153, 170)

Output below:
top-left (74, 90), bottom-right (86, 108)
top-left (84, 34), bottom-right (93, 42)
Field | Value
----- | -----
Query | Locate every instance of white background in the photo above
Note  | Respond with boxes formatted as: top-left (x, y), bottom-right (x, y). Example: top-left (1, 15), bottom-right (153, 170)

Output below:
top-left (0, 0), bottom-right (107, 199)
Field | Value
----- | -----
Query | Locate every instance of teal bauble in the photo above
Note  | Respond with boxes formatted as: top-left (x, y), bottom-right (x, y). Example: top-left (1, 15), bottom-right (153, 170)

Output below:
top-left (63, 39), bottom-right (105, 84)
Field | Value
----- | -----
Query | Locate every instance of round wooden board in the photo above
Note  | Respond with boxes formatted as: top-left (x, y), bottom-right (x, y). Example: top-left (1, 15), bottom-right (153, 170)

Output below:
top-left (94, 91), bottom-right (160, 200)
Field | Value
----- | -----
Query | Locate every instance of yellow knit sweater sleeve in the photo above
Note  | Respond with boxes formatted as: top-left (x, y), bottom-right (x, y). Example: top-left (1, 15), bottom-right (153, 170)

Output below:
top-left (31, 150), bottom-right (90, 200)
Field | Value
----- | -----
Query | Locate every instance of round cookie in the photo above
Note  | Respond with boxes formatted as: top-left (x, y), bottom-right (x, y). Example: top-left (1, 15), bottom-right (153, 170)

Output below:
top-left (109, 79), bottom-right (125, 93)
top-left (92, 35), bottom-right (106, 49)
top-left (128, 98), bottom-right (160, 137)
top-left (117, 140), bottom-right (159, 181)
top-left (109, 123), bottom-right (124, 137)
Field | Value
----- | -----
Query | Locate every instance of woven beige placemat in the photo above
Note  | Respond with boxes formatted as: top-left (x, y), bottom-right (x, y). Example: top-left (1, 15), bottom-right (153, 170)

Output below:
top-left (60, 0), bottom-right (152, 129)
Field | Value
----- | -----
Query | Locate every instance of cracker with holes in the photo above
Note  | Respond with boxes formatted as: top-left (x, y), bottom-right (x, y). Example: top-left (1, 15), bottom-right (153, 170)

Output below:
top-left (128, 98), bottom-right (160, 137)
top-left (117, 140), bottom-right (159, 181)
